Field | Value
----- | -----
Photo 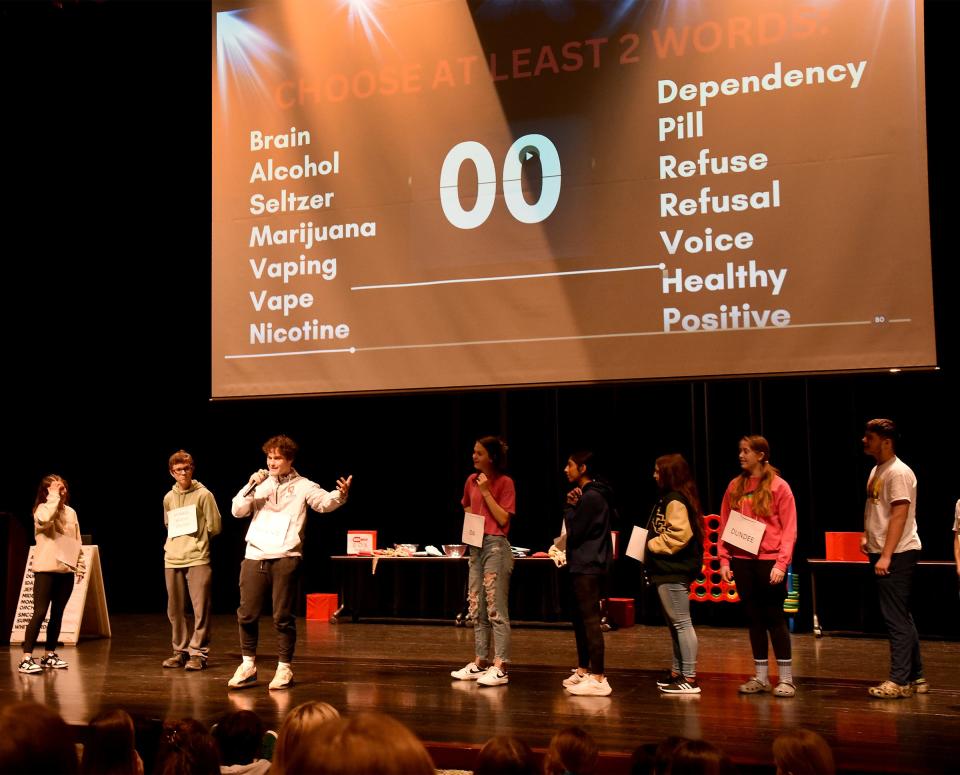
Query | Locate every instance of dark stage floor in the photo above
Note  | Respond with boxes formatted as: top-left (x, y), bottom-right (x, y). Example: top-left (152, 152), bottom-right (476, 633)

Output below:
top-left (3, 615), bottom-right (958, 773)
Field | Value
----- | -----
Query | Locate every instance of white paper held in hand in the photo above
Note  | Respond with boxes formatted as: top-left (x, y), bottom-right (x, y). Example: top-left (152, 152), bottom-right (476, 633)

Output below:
top-left (53, 532), bottom-right (82, 569)
top-left (462, 511), bottom-right (484, 548)
top-left (626, 525), bottom-right (648, 563)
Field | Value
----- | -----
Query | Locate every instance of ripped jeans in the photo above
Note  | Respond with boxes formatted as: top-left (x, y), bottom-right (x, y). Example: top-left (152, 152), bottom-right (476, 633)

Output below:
top-left (467, 535), bottom-right (514, 664)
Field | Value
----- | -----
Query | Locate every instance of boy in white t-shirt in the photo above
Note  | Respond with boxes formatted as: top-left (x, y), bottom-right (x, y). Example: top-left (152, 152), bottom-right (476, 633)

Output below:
top-left (860, 418), bottom-right (925, 699)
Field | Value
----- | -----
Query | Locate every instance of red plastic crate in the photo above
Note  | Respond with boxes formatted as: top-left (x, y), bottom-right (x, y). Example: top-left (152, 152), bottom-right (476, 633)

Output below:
top-left (306, 593), bottom-right (338, 621)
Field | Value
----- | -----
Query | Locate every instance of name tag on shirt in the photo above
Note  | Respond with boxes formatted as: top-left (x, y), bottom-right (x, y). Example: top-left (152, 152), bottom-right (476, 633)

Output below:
top-left (721, 510), bottom-right (766, 555)
top-left (462, 511), bottom-right (484, 548)
top-left (246, 511), bottom-right (291, 550)
top-left (167, 504), bottom-right (198, 539)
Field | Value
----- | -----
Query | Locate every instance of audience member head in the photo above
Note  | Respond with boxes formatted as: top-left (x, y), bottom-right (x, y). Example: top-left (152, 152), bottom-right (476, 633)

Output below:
top-left (772, 728), bottom-right (835, 775)
top-left (81, 709), bottom-right (143, 775)
top-left (154, 719), bottom-right (219, 775)
top-left (275, 712), bottom-right (434, 775)
top-left (0, 702), bottom-right (78, 775)
top-left (212, 710), bottom-right (266, 766)
top-left (666, 739), bottom-right (734, 775)
top-left (629, 742), bottom-right (659, 775)
top-left (273, 701), bottom-right (341, 774)
top-left (654, 737), bottom-right (690, 775)
top-left (474, 735), bottom-right (537, 775)
top-left (543, 726), bottom-right (599, 775)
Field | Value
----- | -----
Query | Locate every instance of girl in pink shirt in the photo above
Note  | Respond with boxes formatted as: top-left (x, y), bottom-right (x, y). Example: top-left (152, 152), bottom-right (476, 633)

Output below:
top-left (719, 435), bottom-right (797, 698)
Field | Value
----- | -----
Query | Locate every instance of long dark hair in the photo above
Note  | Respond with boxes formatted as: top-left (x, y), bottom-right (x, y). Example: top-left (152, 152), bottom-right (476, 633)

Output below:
top-left (655, 454), bottom-right (704, 544)
top-left (81, 709), bottom-right (140, 775)
top-left (476, 436), bottom-right (509, 473)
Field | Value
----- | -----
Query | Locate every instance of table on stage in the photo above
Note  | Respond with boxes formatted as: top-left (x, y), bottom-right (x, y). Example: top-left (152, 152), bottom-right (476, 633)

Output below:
top-left (328, 555), bottom-right (570, 624)
top-left (807, 559), bottom-right (958, 638)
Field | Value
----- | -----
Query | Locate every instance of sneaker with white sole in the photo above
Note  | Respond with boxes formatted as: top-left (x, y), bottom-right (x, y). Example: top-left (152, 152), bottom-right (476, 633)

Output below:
top-left (269, 664), bottom-right (293, 690)
top-left (656, 670), bottom-right (682, 688)
top-left (566, 676), bottom-right (612, 696)
top-left (40, 652), bottom-right (68, 669)
top-left (659, 677), bottom-right (700, 695)
top-left (450, 662), bottom-right (487, 681)
top-left (18, 657), bottom-right (42, 675)
top-left (477, 667), bottom-right (509, 686)
top-left (562, 669), bottom-right (590, 688)
top-left (227, 662), bottom-right (257, 688)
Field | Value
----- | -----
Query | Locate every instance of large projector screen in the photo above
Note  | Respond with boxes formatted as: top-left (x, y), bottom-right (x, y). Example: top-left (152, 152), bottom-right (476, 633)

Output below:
top-left (212, 0), bottom-right (935, 399)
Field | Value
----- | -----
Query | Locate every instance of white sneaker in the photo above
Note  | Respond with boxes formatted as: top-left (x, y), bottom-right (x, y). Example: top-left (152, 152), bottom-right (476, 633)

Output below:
top-left (566, 676), bottom-right (611, 696)
top-left (227, 662), bottom-right (257, 688)
top-left (450, 662), bottom-right (487, 681)
top-left (269, 664), bottom-right (293, 690)
top-left (477, 667), bottom-right (509, 686)
top-left (562, 669), bottom-right (590, 688)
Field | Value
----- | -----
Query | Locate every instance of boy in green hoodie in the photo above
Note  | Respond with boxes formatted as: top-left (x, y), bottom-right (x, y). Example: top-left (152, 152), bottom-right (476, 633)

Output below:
top-left (162, 450), bottom-right (222, 670)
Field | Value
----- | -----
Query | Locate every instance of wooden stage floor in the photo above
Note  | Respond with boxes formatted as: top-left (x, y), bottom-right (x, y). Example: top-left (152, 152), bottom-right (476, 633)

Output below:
top-left (3, 615), bottom-right (958, 773)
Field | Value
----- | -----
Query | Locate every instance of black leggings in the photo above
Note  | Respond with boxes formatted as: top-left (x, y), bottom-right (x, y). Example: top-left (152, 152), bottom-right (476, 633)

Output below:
top-left (571, 573), bottom-right (605, 675)
top-left (730, 558), bottom-right (791, 660)
top-left (23, 572), bottom-right (74, 653)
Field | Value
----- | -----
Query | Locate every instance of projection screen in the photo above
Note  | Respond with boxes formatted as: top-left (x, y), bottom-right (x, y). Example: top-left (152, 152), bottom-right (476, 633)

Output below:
top-left (212, 0), bottom-right (935, 399)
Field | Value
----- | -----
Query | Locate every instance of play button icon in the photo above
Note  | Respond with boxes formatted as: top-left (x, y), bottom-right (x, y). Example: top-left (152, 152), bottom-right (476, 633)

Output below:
top-left (519, 145), bottom-right (539, 163)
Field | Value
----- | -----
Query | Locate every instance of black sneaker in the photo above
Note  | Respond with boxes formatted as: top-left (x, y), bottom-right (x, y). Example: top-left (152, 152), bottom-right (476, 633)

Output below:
top-left (659, 677), bottom-right (701, 695)
top-left (40, 652), bottom-right (68, 669)
top-left (18, 657), bottom-right (42, 675)
top-left (656, 670), bottom-right (682, 687)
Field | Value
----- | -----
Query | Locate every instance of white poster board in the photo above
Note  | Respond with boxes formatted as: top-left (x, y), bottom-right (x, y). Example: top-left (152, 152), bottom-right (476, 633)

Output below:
top-left (10, 545), bottom-right (111, 645)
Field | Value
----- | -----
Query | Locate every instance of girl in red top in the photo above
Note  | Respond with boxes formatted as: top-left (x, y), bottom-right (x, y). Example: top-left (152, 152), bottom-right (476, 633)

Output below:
top-left (719, 435), bottom-right (797, 697)
top-left (450, 436), bottom-right (516, 686)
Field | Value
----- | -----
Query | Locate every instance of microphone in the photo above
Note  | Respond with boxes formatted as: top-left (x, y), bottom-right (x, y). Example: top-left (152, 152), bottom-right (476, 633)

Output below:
top-left (244, 470), bottom-right (268, 497)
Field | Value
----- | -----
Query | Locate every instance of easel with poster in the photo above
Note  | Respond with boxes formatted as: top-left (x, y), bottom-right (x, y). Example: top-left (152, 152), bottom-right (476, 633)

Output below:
top-left (9, 545), bottom-right (111, 645)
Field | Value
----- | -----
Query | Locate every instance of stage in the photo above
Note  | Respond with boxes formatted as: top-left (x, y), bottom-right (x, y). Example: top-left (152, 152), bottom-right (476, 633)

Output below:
top-left (3, 615), bottom-right (958, 773)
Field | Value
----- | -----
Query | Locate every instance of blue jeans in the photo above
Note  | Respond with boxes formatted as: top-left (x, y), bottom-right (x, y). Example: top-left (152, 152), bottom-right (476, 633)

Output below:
top-left (467, 535), bottom-right (513, 663)
top-left (656, 582), bottom-right (698, 677)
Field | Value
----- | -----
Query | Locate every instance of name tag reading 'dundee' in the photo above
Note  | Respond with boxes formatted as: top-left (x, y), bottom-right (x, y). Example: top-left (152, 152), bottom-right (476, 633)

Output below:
top-left (720, 510), bottom-right (766, 555)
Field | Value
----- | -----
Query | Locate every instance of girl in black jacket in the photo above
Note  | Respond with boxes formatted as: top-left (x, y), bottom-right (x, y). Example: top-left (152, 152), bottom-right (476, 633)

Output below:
top-left (646, 453), bottom-right (705, 694)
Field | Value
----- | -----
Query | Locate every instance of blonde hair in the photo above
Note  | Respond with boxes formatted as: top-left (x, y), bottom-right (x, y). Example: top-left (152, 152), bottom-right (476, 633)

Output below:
top-left (773, 728), bottom-right (835, 775)
top-left (273, 701), bottom-right (340, 774)
top-left (275, 712), bottom-right (434, 775)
